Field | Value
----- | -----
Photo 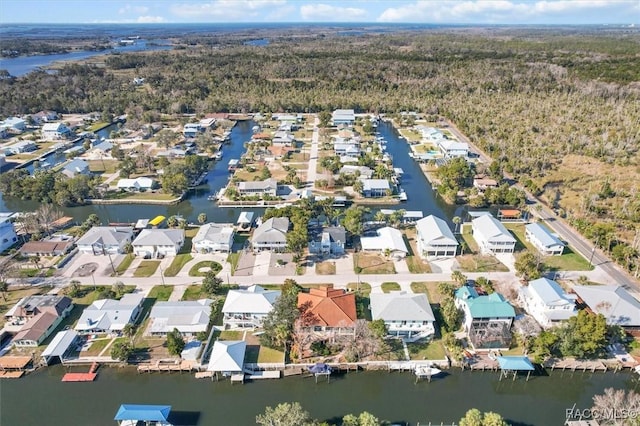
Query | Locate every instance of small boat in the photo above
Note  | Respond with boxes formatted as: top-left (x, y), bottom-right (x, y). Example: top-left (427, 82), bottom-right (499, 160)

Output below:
top-left (414, 365), bottom-right (441, 378)
top-left (213, 151), bottom-right (223, 160)
top-left (398, 190), bottom-right (407, 201)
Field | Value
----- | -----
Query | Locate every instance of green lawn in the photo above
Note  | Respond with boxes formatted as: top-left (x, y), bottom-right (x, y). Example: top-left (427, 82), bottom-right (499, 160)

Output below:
top-left (543, 246), bottom-right (593, 271)
top-left (181, 285), bottom-right (208, 301)
top-left (227, 253), bottom-right (240, 274)
top-left (188, 261), bottom-right (222, 277)
top-left (347, 282), bottom-right (371, 296)
top-left (461, 225), bottom-right (479, 253)
top-left (245, 345), bottom-right (285, 363)
top-left (163, 254), bottom-right (193, 277)
top-left (219, 330), bottom-right (243, 340)
top-left (410, 282), bottom-right (450, 304)
top-left (381, 282), bottom-right (401, 293)
top-left (407, 339), bottom-right (446, 360)
top-left (405, 256), bottom-right (432, 273)
top-left (457, 255), bottom-right (509, 272)
top-left (133, 260), bottom-right (160, 277)
top-left (83, 338), bottom-right (112, 356)
top-left (147, 285), bottom-right (173, 302)
top-left (114, 253), bottom-right (135, 275)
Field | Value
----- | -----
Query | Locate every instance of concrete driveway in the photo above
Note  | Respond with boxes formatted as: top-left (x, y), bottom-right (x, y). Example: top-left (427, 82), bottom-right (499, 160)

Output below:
top-left (333, 253), bottom-right (354, 275)
top-left (253, 251), bottom-right (271, 277)
top-left (63, 252), bottom-right (123, 278)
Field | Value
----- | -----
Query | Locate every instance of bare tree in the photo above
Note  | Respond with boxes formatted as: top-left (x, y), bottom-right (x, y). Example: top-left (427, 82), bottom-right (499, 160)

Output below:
top-left (34, 204), bottom-right (63, 236)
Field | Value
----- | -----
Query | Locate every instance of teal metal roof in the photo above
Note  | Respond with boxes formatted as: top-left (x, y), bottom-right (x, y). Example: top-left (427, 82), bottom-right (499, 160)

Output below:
top-left (114, 404), bottom-right (171, 422)
top-left (465, 292), bottom-right (515, 319)
top-left (497, 356), bottom-right (535, 371)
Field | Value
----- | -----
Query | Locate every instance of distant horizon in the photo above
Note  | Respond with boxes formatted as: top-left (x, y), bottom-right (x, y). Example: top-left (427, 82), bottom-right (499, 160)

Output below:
top-left (1, 1), bottom-right (638, 26)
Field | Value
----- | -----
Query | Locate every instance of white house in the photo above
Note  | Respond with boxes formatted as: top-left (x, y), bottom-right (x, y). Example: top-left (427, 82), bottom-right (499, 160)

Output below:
top-left (207, 340), bottom-right (246, 374)
top-left (251, 217), bottom-right (289, 252)
top-left (309, 226), bottom-right (346, 256)
top-left (222, 285), bottom-right (281, 329)
top-left (370, 291), bottom-right (436, 341)
top-left (41, 122), bottom-right (71, 140)
top-left (132, 229), bottom-right (185, 258)
top-left (415, 215), bottom-right (458, 259)
top-left (75, 293), bottom-right (144, 334)
top-left (237, 178), bottom-right (278, 197)
top-left (0, 215), bottom-right (18, 253)
top-left (438, 140), bottom-right (469, 158)
top-left (272, 131), bottom-right (295, 146)
top-left (416, 126), bottom-right (445, 141)
top-left (361, 179), bottom-right (391, 198)
top-left (360, 226), bottom-right (409, 259)
top-left (525, 222), bottom-right (565, 256)
top-left (116, 177), bottom-right (156, 192)
top-left (4, 140), bottom-right (36, 154)
top-left (519, 278), bottom-right (577, 328)
top-left (1, 117), bottom-right (26, 132)
top-left (149, 299), bottom-right (213, 336)
top-left (32, 110), bottom-right (59, 124)
top-left (334, 143), bottom-right (360, 157)
top-left (61, 159), bottom-right (91, 179)
top-left (76, 226), bottom-right (134, 255)
top-left (471, 215), bottom-right (516, 254)
top-left (192, 223), bottom-right (235, 253)
top-left (572, 285), bottom-right (640, 330)
top-left (183, 123), bottom-right (202, 138)
top-left (332, 109), bottom-right (355, 126)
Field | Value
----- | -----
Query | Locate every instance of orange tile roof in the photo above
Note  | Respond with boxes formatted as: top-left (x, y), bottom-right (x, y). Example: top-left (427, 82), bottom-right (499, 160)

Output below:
top-left (297, 286), bottom-right (356, 328)
top-left (499, 209), bottom-right (521, 217)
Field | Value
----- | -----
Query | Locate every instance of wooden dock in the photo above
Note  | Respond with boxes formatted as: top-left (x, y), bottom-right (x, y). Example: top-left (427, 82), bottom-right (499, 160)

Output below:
top-left (62, 362), bottom-right (99, 382)
top-left (137, 360), bottom-right (196, 373)
top-left (0, 371), bottom-right (24, 379)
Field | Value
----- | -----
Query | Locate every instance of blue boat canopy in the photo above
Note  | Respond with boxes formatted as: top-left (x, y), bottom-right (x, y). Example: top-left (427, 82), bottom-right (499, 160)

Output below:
top-left (114, 404), bottom-right (172, 422)
top-left (496, 356), bottom-right (535, 371)
top-left (309, 363), bottom-right (331, 374)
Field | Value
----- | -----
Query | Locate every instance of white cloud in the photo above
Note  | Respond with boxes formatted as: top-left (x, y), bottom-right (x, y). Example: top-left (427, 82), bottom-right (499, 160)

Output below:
top-left (118, 4), bottom-right (150, 15)
top-left (300, 3), bottom-right (368, 21)
top-left (171, 0), bottom-right (287, 20)
top-left (265, 5), bottom-right (296, 21)
top-left (377, 0), bottom-right (637, 23)
top-left (137, 15), bottom-right (166, 23)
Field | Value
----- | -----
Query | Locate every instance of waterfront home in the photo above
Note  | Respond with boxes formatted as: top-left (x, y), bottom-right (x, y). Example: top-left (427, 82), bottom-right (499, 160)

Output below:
top-left (519, 278), bottom-right (577, 329)
top-left (361, 179), bottom-right (391, 197)
top-left (334, 142), bottom-right (360, 157)
top-left (5, 295), bottom-right (73, 347)
top-left (19, 238), bottom-right (74, 257)
top-left (572, 285), bottom-right (640, 332)
top-left (92, 140), bottom-right (113, 154)
top-left (370, 291), bottom-right (435, 341)
top-left (42, 329), bottom-right (79, 365)
top-left (199, 117), bottom-right (216, 129)
top-left (416, 126), bottom-right (445, 141)
top-left (471, 215), bottom-right (516, 254)
top-left (61, 158), bottom-right (91, 179)
top-left (1, 117), bottom-right (26, 132)
top-left (297, 285), bottom-right (356, 340)
top-left (41, 122), bottom-right (71, 140)
top-left (251, 217), bottom-right (289, 252)
top-left (272, 131), bottom-right (295, 146)
top-left (525, 222), bottom-right (565, 256)
top-left (0, 215), bottom-right (18, 252)
top-left (473, 176), bottom-right (499, 191)
top-left (75, 293), bottom-right (144, 334)
top-left (132, 229), bottom-right (185, 258)
top-left (4, 140), bottom-right (36, 155)
top-left (438, 140), bottom-right (469, 158)
top-left (455, 286), bottom-right (515, 350)
top-left (76, 226), bottom-right (134, 255)
top-left (415, 215), bottom-right (458, 259)
top-left (149, 299), bottom-right (213, 336)
top-left (308, 225), bottom-right (346, 256)
top-left (32, 110), bottom-right (59, 124)
top-left (222, 285), bottom-right (281, 329)
top-left (183, 123), bottom-right (202, 138)
top-left (339, 165), bottom-right (373, 179)
top-left (116, 177), bottom-right (156, 192)
top-left (207, 340), bottom-right (246, 375)
top-left (237, 178), bottom-right (278, 197)
top-left (332, 109), bottom-right (356, 126)
top-left (360, 226), bottom-right (408, 259)
top-left (378, 209), bottom-right (424, 225)
top-left (192, 223), bottom-right (235, 253)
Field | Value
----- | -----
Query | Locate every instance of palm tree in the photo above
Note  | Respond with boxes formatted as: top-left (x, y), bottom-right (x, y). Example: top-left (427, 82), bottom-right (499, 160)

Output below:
top-left (451, 270), bottom-right (467, 286)
top-left (374, 211), bottom-right (387, 224)
top-left (122, 323), bottom-right (136, 347)
top-left (30, 255), bottom-right (41, 270)
top-left (453, 216), bottom-right (462, 234)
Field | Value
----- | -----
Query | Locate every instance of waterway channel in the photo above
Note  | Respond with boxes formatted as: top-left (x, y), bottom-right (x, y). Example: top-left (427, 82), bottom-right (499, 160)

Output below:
top-left (1, 364), bottom-right (636, 425)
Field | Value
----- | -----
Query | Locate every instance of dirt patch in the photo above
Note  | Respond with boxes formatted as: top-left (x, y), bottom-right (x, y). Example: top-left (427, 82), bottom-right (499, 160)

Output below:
top-left (234, 251), bottom-right (256, 276)
top-left (269, 253), bottom-right (297, 276)
top-left (72, 263), bottom-right (98, 277)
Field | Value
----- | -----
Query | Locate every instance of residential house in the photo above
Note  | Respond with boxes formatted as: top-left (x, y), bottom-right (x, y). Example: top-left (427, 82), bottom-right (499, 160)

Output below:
top-left (415, 215), bottom-right (458, 259)
top-left (455, 286), bottom-right (516, 350)
top-left (309, 226), bottom-right (346, 255)
top-left (0, 215), bottom-right (18, 252)
top-left (237, 178), bottom-right (278, 198)
top-left (525, 222), bottom-right (565, 256)
top-left (61, 159), bottom-right (91, 178)
top-left (416, 126), bottom-right (445, 141)
top-left (199, 117), bottom-right (216, 129)
top-left (92, 141), bottom-right (113, 154)
top-left (251, 217), bottom-right (289, 252)
top-left (438, 140), bottom-right (469, 158)
top-left (473, 176), bottom-right (499, 191)
top-left (5, 295), bottom-right (73, 347)
top-left (572, 285), bottom-right (640, 332)
top-left (41, 122), bottom-right (71, 140)
top-left (331, 109), bottom-right (355, 126)
top-left (75, 293), bottom-right (144, 334)
top-left (272, 131), bottom-right (295, 146)
top-left (361, 179), bottom-right (391, 198)
top-left (222, 285), bottom-right (281, 329)
top-left (297, 285), bottom-right (356, 339)
top-left (116, 177), bottom-right (156, 192)
top-left (471, 215), bottom-right (516, 254)
top-left (334, 142), bottom-right (360, 157)
top-left (192, 223), bottom-right (235, 253)
top-left (76, 226), bottom-right (134, 255)
top-left (360, 226), bottom-right (409, 259)
top-left (132, 229), bottom-right (185, 258)
top-left (207, 340), bottom-right (246, 374)
top-left (1, 117), bottom-right (26, 132)
top-left (4, 140), bottom-right (36, 155)
top-left (370, 291), bottom-right (436, 340)
top-left (339, 165), bottom-right (373, 179)
top-left (149, 299), bottom-right (213, 336)
top-left (32, 110), bottom-right (59, 124)
top-left (19, 238), bottom-right (74, 257)
top-left (519, 278), bottom-right (577, 328)
top-left (183, 123), bottom-right (202, 138)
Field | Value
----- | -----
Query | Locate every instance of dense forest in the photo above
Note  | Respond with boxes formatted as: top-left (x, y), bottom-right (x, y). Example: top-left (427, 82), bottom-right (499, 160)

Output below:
top-left (1, 27), bottom-right (638, 272)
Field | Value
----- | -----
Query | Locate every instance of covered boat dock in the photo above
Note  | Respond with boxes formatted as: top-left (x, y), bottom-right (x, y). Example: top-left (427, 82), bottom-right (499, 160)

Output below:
top-left (114, 404), bottom-right (173, 426)
top-left (497, 356), bottom-right (535, 381)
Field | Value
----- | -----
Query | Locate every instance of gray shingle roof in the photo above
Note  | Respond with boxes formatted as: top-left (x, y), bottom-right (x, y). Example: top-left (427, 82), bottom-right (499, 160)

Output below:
top-left (370, 292), bottom-right (435, 322)
top-left (252, 217), bottom-right (289, 244)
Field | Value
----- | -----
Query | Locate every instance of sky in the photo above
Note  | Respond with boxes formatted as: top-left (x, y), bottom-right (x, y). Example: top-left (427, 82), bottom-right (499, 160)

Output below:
top-left (0, 0), bottom-right (638, 25)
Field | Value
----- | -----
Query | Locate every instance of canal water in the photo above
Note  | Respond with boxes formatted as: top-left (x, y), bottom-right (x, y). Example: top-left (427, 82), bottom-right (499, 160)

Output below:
top-left (0, 365), bottom-right (636, 425)
top-left (0, 120), bottom-right (452, 225)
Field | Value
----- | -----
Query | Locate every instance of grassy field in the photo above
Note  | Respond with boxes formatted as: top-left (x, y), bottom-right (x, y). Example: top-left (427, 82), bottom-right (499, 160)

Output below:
top-left (460, 225), bottom-right (480, 253)
top-left (347, 282), bottom-right (371, 296)
top-left (315, 261), bottom-right (336, 275)
top-left (88, 160), bottom-right (119, 174)
top-left (403, 229), bottom-right (432, 273)
top-left (181, 285), bottom-right (208, 301)
top-left (114, 253), bottom-right (135, 275)
top-left (381, 282), bottom-right (401, 293)
top-left (133, 260), bottom-right (160, 277)
top-left (407, 339), bottom-right (446, 360)
top-left (410, 282), bottom-right (451, 304)
top-left (457, 255), bottom-right (509, 272)
top-left (543, 246), bottom-right (593, 271)
top-left (163, 254), bottom-right (193, 277)
top-left (354, 253), bottom-right (396, 274)
top-left (147, 285), bottom-right (173, 302)
top-left (227, 253), bottom-right (240, 274)
top-left (245, 344), bottom-right (285, 363)
top-left (219, 330), bottom-right (243, 340)
top-left (188, 261), bottom-right (222, 277)
top-left (83, 338), bottom-right (112, 356)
